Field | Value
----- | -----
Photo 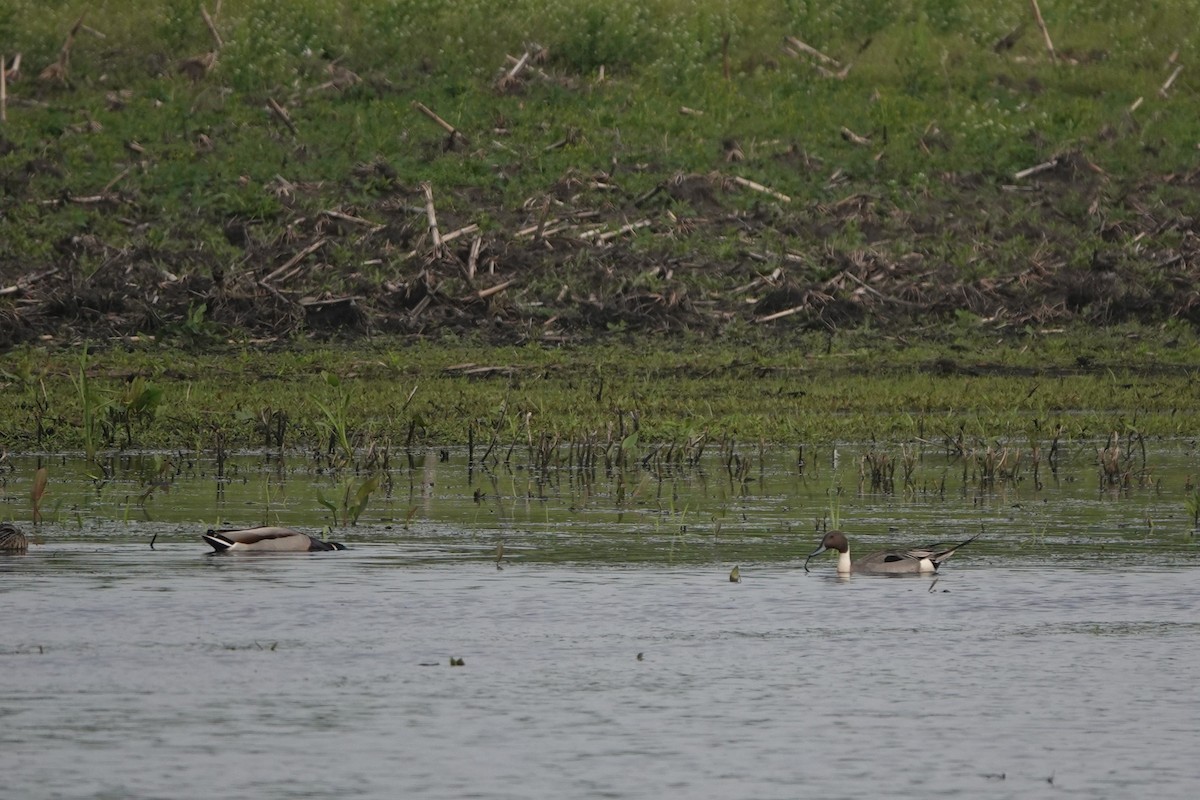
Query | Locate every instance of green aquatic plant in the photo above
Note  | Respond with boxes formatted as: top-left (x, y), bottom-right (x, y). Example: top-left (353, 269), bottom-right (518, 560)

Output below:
top-left (113, 376), bottom-right (164, 447)
top-left (829, 491), bottom-right (843, 530)
top-left (69, 347), bottom-right (111, 462)
top-left (315, 371), bottom-right (354, 463)
top-left (317, 474), bottom-right (380, 526)
top-left (1, 358), bottom-right (52, 448)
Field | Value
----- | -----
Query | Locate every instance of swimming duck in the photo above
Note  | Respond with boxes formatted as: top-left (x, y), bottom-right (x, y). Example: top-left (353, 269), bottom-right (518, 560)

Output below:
top-left (804, 530), bottom-right (979, 575)
top-left (0, 522), bottom-right (28, 553)
top-left (203, 526), bottom-right (346, 553)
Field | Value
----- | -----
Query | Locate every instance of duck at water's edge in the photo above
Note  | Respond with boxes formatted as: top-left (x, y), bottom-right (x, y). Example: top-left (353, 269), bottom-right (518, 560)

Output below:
top-left (804, 530), bottom-right (979, 575)
top-left (203, 526), bottom-right (346, 553)
top-left (0, 522), bottom-right (29, 553)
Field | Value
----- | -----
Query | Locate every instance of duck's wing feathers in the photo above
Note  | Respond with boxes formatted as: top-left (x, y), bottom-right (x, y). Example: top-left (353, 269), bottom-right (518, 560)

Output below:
top-left (888, 532), bottom-right (981, 568)
top-left (0, 522), bottom-right (29, 553)
top-left (853, 549), bottom-right (934, 574)
top-left (203, 526), bottom-right (311, 552)
top-left (203, 527), bottom-right (347, 552)
top-left (912, 532), bottom-right (981, 565)
top-left (854, 533), bottom-right (980, 574)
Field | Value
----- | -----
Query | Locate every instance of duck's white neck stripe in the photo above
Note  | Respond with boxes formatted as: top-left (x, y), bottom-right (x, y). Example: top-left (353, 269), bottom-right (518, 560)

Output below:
top-left (837, 549), bottom-right (852, 575)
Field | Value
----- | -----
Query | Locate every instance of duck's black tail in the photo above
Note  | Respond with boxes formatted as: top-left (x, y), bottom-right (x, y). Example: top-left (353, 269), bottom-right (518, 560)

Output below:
top-left (202, 530), bottom-right (234, 552)
top-left (930, 532), bottom-right (981, 566)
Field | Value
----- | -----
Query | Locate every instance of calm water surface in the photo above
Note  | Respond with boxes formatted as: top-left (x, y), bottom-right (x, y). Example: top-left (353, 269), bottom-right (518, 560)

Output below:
top-left (4, 545), bottom-right (1200, 799)
top-left (4, 443), bottom-right (1200, 797)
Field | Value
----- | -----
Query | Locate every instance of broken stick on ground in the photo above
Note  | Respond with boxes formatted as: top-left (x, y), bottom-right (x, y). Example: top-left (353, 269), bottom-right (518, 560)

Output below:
top-left (412, 101), bottom-right (469, 146)
top-left (422, 182), bottom-right (443, 258)
top-left (1029, 0), bottom-right (1056, 63)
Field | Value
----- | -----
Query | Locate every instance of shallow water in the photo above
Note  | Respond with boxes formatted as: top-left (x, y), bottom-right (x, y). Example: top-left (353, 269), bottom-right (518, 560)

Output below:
top-left (4, 442), bottom-right (1200, 797)
top-left (4, 439), bottom-right (1200, 565)
top-left (4, 547), bottom-right (1200, 799)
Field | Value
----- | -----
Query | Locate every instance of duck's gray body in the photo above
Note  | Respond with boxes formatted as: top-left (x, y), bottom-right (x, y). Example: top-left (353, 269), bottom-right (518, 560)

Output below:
top-left (203, 526), bottom-right (346, 553)
top-left (0, 522), bottom-right (28, 553)
top-left (805, 530), bottom-right (978, 575)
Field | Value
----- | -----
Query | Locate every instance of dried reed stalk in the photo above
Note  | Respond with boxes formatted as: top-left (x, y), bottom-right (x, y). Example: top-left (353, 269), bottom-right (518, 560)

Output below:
top-left (1159, 65), bottom-right (1183, 97)
top-left (263, 238), bottom-right (326, 283)
top-left (840, 126), bottom-right (871, 146)
top-left (421, 182), bottom-right (443, 257)
top-left (267, 98), bottom-right (297, 135)
top-left (442, 223), bottom-right (480, 244)
top-left (39, 13), bottom-right (86, 84)
top-left (31, 467), bottom-right (48, 524)
top-left (412, 101), bottom-right (468, 145)
top-left (496, 50), bottom-right (530, 91)
top-left (466, 235), bottom-right (482, 282)
top-left (731, 175), bottom-right (791, 203)
top-left (201, 4), bottom-right (223, 50)
top-left (783, 35), bottom-right (840, 67)
top-left (474, 279), bottom-right (515, 300)
top-left (1013, 158), bottom-right (1058, 180)
top-left (1029, 0), bottom-right (1056, 63)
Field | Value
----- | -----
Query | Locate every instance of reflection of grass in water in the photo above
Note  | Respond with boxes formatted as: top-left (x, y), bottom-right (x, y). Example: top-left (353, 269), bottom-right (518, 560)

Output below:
top-left (9, 435), bottom-right (1200, 563)
top-left (661, 501), bottom-right (690, 562)
top-left (1184, 489), bottom-right (1200, 534)
top-left (30, 467), bottom-right (47, 524)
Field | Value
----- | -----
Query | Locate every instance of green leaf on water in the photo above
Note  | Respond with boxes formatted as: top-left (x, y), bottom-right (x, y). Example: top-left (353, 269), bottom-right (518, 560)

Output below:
top-left (348, 475), bottom-right (380, 525)
top-left (315, 490), bottom-right (339, 525)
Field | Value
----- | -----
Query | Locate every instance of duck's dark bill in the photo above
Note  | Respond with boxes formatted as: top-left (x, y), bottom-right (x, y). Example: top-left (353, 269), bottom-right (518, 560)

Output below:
top-left (803, 545), bottom-right (827, 573)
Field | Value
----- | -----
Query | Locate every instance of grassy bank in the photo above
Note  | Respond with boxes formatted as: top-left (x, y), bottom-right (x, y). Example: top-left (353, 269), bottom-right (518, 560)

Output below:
top-left (2, 2), bottom-right (1199, 453)
top-left (2, 1), bottom-right (1200, 350)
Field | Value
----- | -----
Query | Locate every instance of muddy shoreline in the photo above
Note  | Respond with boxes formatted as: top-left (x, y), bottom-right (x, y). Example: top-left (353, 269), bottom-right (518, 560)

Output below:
top-left (4, 143), bottom-right (1200, 352)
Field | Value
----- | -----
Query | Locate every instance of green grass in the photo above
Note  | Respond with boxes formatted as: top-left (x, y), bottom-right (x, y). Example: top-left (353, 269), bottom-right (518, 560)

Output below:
top-left (2, 326), bottom-right (1198, 454)
top-left (3, 2), bottom-right (1198, 230)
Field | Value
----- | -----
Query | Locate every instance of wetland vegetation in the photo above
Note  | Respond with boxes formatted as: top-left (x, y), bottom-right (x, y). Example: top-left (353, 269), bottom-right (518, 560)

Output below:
top-left (6, 12), bottom-right (1199, 797)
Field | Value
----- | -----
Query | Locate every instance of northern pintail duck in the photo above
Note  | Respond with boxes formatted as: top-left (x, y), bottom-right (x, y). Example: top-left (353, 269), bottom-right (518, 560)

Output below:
top-left (0, 522), bottom-right (28, 553)
top-left (804, 530), bottom-right (979, 575)
top-left (203, 526), bottom-right (346, 553)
